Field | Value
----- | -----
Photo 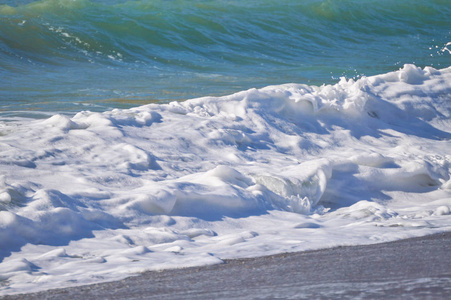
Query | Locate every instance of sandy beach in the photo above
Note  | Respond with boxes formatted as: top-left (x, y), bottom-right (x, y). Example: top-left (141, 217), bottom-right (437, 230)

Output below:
top-left (3, 231), bottom-right (451, 299)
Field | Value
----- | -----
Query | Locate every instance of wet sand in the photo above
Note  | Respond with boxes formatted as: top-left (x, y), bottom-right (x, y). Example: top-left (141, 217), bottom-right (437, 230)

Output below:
top-left (3, 232), bottom-right (451, 299)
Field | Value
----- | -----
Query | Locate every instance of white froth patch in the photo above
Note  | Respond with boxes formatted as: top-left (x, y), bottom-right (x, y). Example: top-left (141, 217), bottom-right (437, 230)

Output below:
top-left (0, 64), bottom-right (450, 295)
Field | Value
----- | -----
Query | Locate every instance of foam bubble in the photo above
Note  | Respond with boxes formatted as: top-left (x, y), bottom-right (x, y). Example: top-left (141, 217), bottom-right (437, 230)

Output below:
top-left (0, 65), bottom-right (450, 295)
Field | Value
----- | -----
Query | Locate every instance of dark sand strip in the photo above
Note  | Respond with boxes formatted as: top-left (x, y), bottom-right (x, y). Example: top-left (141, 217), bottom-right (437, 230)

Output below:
top-left (3, 232), bottom-right (451, 299)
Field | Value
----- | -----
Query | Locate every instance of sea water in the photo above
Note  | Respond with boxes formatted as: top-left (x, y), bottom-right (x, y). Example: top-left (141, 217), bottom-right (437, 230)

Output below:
top-left (1, 0), bottom-right (450, 116)
top-left (0, 0), bottom-right (450, 295)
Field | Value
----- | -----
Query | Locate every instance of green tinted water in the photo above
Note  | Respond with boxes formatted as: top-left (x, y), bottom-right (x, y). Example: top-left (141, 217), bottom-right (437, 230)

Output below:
top-left (1, 0), bottom-right (450, 117)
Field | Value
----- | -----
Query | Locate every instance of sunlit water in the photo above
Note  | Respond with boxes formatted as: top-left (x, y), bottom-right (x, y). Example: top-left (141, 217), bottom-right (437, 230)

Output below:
top-left (1, 0), bottom-right (449, 117)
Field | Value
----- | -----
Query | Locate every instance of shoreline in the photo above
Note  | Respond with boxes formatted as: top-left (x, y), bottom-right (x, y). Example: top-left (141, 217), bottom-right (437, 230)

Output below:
top-left (3, 231), bottom-right (451, 299)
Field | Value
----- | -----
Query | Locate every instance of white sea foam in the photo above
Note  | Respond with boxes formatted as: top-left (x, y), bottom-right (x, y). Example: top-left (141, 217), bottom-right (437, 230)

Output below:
top-left (0, 64), bottom-right (450, 295)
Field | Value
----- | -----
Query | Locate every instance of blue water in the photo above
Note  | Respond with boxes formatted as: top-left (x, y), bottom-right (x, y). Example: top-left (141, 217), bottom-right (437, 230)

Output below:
top-left (1, 0), bottom-right (450, 118)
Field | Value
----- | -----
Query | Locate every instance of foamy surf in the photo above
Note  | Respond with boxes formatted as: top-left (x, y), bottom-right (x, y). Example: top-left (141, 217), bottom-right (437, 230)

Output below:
top-left (0, 64), bottom-right (450, 295)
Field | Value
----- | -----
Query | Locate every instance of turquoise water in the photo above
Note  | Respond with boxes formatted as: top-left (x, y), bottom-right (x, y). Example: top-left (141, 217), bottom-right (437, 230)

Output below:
top-left (1, 0), bottom-right (450, 117)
